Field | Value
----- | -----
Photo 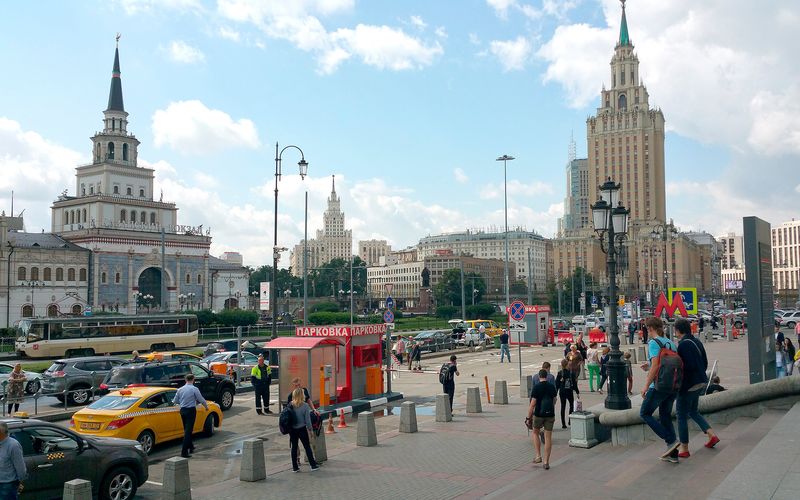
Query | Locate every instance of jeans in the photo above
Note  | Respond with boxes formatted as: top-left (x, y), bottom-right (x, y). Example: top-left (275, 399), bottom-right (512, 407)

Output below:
top-left (777, 365), bottom-right (787, 379)
top-left (179, 407), bottom-right (197, 456)
top-left (289, 427), bottom-right (317, 470)
top-left (587, 364), bottom-right (600, 391)
top-left (500, 344), bottom-right (511, 362)
top-left (0, 481), bottom-right (19, 500)
top-left (640, 388), bottom-right (677, 445)
top-left (598, 370), bottom-right (608, 391)
top-left (676, 389), bottom-right (711, 444)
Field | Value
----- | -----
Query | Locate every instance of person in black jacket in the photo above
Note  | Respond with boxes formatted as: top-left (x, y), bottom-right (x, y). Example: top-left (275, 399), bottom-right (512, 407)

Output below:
top-left (674, 319), bottom-right (719, 457)
top-left (555, 359), bottom-right (580, 429)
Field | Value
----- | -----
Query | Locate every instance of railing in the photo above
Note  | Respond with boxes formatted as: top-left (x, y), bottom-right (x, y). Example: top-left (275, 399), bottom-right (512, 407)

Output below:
top-left (1, 372), bottom-right (101, 417)
top-left (0, 337), bottom-right (15, 353)
top-left (197, 325), bottom-right (294, 341)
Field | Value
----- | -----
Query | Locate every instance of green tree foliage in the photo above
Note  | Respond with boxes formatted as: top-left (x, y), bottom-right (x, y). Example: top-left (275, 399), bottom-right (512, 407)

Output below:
top-left (434, 270), bottom-right (486, 307)
top-left (311, 302), bottom-right (340, 313)
top-left (435, 305), bottom-right (459, 319)
top-left (195, 309), bottom-right (216, 327)
top-left (307, 312), bottom-right (352, 325)
top-left (548, 267), bottom-right (595, 315)
top-left (465, 303), bottom-right (496, 319)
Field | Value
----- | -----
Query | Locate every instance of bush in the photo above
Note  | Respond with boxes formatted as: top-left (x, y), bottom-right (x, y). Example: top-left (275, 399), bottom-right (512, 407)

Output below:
top-left (0, 328), bottom-right (16, 338)
top-left (194, 309), bottom-right (217, 327)
top-left (466, 304), bottom-right (496, 319)
top-left (435, 305), bottom-right (459, 319)
top-left (307, 312), bottom-right (351, 325)
top-left (216, 309), bottom-right (259, 327)
top-left (311, 302), bottom-right (340, 313)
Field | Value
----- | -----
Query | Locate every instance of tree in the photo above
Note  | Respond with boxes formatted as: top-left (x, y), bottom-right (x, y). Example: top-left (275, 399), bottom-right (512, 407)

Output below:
top-left (435, 269), bottom-right (486, 307)
top-left (306, 257), bottom-right (368, 298)
top-left (510, 280), bottom-right (528, 295)
top-left (548, 267), bottom-right (596, 315)
top-left (247, 265), bottom-right (302, 298)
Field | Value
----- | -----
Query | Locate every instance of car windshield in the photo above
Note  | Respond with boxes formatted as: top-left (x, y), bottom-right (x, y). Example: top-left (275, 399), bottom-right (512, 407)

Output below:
top-left (88, 395), bottom-right (139, 410)
top-left (415, 333), bottom-right (433, 339)
top-left (106, 368), bottom-right (142, 385)
top-left (203, 353), bottom-right (227, 363)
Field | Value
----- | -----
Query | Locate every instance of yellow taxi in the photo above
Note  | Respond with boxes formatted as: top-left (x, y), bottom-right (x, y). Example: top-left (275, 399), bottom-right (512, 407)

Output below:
top-left (71, 386), bottom-right (222, 455)
top-left (137, 351), bottom-right (202, 362)
top-left (464, 319), bottom-right (504, 337)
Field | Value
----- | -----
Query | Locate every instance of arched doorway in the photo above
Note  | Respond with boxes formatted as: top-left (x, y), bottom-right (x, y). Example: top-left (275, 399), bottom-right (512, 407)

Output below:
top-left (47, 304), bottom-right (59, 317)
top-left (71, 304), bottom-right (83, 315)
top-left (138, 267), bottom-right (163, 309)
top-left (22, 305), bottom-right (33, 318)
top-left (224, 298), bottom-right (239, 309)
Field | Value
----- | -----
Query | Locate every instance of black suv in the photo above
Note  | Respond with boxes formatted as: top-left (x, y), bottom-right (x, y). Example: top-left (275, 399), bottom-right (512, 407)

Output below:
top-left (99, 361), bottom-right (236, 411)
top-left (202, 338), bottom-right (268, 358)
top-left (2, 416), bottom-right (147, 500)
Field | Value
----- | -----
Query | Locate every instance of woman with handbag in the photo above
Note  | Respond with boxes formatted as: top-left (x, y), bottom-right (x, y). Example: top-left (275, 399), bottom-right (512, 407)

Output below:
top-left (6, 364), bottom-right (26, 414)
top-left (555, 359), bottom-right (580, 429)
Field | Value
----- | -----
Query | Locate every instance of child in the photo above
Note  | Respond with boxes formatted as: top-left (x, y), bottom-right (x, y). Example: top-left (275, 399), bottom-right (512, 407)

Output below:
top-left (623, 351), bottom-right (634, 395)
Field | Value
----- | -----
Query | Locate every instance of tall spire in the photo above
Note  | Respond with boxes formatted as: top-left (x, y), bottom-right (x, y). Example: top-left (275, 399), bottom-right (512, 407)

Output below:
top-left (331, 175), bottom-right (336, 194)
top-left (618, 0), bottom-right (631, 47)
top-left (106, 34), bottom-right (125, 112)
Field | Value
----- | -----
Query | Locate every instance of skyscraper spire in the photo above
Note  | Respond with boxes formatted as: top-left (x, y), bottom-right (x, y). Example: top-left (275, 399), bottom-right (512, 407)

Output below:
top-left (107, 34), bottom-right (125, 112)
top-left (331, 175), bottom-right (336, 194)
top-left (618, 0), bottom-right (631, 47)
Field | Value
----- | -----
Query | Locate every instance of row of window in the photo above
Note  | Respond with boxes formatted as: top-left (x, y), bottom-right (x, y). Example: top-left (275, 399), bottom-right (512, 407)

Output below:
top-left (96, 141), bottom-right (130, 161)
top-left (120, 210), bottom-right (157, 224)
top-left (98, 272), bottom-right (204, 285)
top-left (18, 267), bottom-right (86, 282)
top-left (21, 304), bottom-right (83, 318)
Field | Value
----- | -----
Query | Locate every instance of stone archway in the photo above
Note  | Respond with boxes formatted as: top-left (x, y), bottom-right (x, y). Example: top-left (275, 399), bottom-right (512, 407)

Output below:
top-left (47, 304), bottom-right (59, 317)
top-left (224, 298), bottom-right (239, 310)
top-left (138, 267), bottom-right (163, 308)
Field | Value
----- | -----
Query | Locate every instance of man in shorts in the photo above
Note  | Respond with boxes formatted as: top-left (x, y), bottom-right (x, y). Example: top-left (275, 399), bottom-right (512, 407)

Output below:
top-left (526, 369), bottom-right (557, 469)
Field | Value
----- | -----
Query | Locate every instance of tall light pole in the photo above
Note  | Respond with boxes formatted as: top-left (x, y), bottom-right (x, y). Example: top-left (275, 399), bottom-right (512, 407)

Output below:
top-left (651, 219), bottom-right (677, 296)
top-left (591, 178), bottom-right (631, 410)
top-left (496, 154), bottom-right (515, 315)
top-left (303, 190), bottom-right (309, 326)
top-left (272, 142), bottom-right (308, 355)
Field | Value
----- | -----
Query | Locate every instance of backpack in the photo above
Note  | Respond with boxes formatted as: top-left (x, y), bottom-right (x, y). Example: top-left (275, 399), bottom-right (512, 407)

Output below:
top-left (279, 403), bottom-right (296, 435)
top-left (561, 370), bottom-right (573, 391)
top-left (439, 363), bottom-right (453, 384)
top-left (652, 337), bottom-right (683, 394)
top-left (537, 387), bottom-right (555, 417)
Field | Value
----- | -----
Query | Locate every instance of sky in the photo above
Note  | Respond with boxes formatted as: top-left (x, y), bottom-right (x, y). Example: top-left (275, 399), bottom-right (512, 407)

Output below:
top-left (1, 0), bottom-right (799, 267)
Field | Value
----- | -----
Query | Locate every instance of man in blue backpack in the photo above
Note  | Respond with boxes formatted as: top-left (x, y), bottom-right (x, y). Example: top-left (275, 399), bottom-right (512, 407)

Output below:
top-left (639, 317), bottom-right (681, 463)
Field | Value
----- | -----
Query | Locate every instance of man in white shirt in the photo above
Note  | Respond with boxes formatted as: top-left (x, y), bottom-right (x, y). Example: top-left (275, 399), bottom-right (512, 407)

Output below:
top-left (174, 374), bottom-right (209, 458)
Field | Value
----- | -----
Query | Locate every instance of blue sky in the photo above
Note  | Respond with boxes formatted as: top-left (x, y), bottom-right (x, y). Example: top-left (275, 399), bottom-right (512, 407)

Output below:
top-left (1, 0), bottom-right (798, 266)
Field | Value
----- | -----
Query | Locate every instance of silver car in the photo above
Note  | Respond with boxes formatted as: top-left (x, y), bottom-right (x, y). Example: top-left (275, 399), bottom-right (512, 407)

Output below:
top-left (0, 362), bottom-right (41, 394)
top-left (40, 357), bottom-right (127, 406)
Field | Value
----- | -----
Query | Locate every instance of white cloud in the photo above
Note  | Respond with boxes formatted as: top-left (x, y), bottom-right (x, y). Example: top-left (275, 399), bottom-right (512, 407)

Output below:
top-left (468, 33), bottom-right (481, 46)
top-left (748, 85), bottom-right (800, 155)
top-left (218, 26), bottom-right (241, 42)
top-left (151, 100), bottom-right (260, 154)
top-left (453, 168), bottom-right (469, 184)
top-left (489, 36), bottom-right (532, 71)
top-left (117, 0), bottom-right (202, 15)
top-left (435, 26), bottom-right (448, 39)
top-left (166, 40), bottom-right (206, 64)
top-left (486, 0), bottom-right (517, 18)
top-left (328, 24), bottom-right (443, 72)
top-left (409, 15), bottom-right (427, 30)
top-left (479, 179), bottom-right (554, 200)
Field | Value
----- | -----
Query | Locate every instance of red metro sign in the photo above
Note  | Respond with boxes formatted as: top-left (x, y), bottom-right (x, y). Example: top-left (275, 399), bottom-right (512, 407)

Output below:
top-left (654, 291), bottom-right (688, 318)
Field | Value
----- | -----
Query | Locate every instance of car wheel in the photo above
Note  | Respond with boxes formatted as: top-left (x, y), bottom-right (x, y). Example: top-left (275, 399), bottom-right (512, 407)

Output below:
top-left (203, 414), bottom-right (216, 437)
top-left (68, 385), bottom-right (92, 406)
top-left (218, 387), bottom-right (234, 411)
top-left (136, 430), bottom-right (155, 455)
top-left (788, 321), bottom-right (796, 329)
top-left (25, 379), bottom-right (41, 394)
top-left (100, 466), bottom-right (137, 500)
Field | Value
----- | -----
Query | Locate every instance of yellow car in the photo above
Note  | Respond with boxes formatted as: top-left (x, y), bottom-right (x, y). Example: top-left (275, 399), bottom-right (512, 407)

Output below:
top-left (71, 387), bottom-right (222, 455)
top-left (464, 319), bottom-right (504, 337)
top-left (137, 351), bottom-right (202, 362)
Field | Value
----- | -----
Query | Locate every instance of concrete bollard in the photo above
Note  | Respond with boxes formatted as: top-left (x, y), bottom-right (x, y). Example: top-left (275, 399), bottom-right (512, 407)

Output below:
top-left (357, 411), bottom-right (377, 447)
top-left (63, 479), bottom-right (92, 500)
top-left (466, 387), bottom-right (482, 413)
top-left (621, 335), bottom-right (629, 345)
top-left (493, 380), bottom-right (509, 405)
top-left (520, 374), bottom-right (532, 398)
top-left (568, 411), bottom-right (599, 449)
top-left (400, 401), bottom-right (418, 433)
top-left (435, 393), bottom-right (452, 422)
top-left (580, 363), bottom-right (587, 380)
top-left (314, 429), bottom-right (328, 462)
top-left (163, 457), bottom-right (191, 500)
top-left (637, 345), bottom-right (647, 363)
top-left (240, 438), bottom-right (266, 482)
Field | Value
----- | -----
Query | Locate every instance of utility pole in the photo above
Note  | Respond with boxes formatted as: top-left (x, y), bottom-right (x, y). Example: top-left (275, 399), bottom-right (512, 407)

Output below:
top-left (459, 259), bottom-right (466, 319)
top-left (527, 247), bottom-right (533, 305)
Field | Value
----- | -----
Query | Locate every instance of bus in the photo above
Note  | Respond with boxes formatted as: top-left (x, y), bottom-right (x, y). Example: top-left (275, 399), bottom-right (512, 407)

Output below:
top-left (15, 315), bottom-right (199, 358)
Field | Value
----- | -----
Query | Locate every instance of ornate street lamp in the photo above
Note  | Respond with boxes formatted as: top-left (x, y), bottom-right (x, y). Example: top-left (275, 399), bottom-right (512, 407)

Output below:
top-left (591, 178), bottom-right (631, 410)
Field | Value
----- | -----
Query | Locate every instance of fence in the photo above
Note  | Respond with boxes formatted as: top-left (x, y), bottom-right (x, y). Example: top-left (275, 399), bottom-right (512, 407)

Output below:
top-left (197, 325), bottom-right (294, 342)
top-left (0, 336), bottom-right (15, 353)
top-left (1, 372), bottom-right (103, 417)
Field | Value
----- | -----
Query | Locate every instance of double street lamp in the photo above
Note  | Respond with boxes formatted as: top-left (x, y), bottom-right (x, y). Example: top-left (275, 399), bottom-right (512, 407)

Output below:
top-left (591, 178), bottom-right (631, 410)
top-left (651, 220), bottom-right (678, 294)
top-left (24, 280), bottom-right (44, 317)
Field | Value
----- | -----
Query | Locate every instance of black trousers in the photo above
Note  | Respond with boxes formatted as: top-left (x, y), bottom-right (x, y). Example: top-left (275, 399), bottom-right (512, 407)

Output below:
top-left (180, 407), bottom-right (197, 456)
top-left (289, 427), bottom-right (317, 470)
top-left (559, 389), bottom-right (574, 427)
top-left (254, 382), bottom-right (270, 412)
top-left (444, 385), bottom-right (455, 411)
top-left (599, 372), bottom-right (608, 390)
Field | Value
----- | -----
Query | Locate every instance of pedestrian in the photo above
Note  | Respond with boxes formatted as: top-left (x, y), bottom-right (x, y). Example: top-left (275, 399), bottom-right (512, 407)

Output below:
top-left (6, 364), bottom-right (26, 415)
top-left (639, 316), bottom-right (680, 463)
top-left (0, 421), bottom-right (27, 500)
top-left (407, 341), bottom-right (415, 371)
top-left (784, 339), bottom-right (796, 376)
top-left (499, 329), bottom-right (511, 363)
top-left (597, 346), bottom-right (610, 394)
top-left (288, 388), bottom-right (320, 472)
top-left (674, 318), bottom-right (720, 458)
top-left (699, 316), bottom-right (705, 333)
top-left (479, 324), bottom-right (486, 345)
top-left (796, 320), bottom-right (800, 345)
top-left (285, 377), bottom-right (314, 409)
top-left (412, 341), bottom-right (422, 371)
top-left (131, 350), bottom-right (143, 362)
top-left (705, 376), bottom-right (726, 394)
top-left (555, 359), bottom-right (579, 429)
top-left (565, 344), bottom-right (582, 379)
top-left (776, 325), bottom-right (785, 345)
top-left (641, 321), bottom-right (648, 345)
top-left (628, 320), bottom-right (637, 345)
top-left (440, 355), bottom-right (459, 412)
top-left (174, 374), bottom-right (209, 458)
top-left (396, 336), bottom-right (406, 365)
top-left (776, 341), bottom-right (788, 379)
top-left (624, 351), bottom-right (634, 395)
top-left (526, 369), bottom-right (557, 470)
top-left (251, 354), bottom-right (272, 415)
top-left (532, 362), bottom-right (556, 388)
top-left (586, 342), bottom-right (600, 392)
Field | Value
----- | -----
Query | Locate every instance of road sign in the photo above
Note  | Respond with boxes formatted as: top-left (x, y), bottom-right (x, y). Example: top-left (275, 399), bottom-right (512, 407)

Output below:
top-left (668, 287), bottom-right (698, 314)
top-left (386, 296), bottom-right (395, 310)
top-left (260, 282), bottom-right (271, 311)
top-left (591, 296), bottom-right (598, 306)
top-left (509, 320), bottom-right (527, 332)
top-left (383, 309), bottom-right (394, 323)
top-left (385, 283), bottom-right (394, 295)
top-left (509, 301), bottom-right (526, 321)
top-left (618, 295), bottom-right (625, 306)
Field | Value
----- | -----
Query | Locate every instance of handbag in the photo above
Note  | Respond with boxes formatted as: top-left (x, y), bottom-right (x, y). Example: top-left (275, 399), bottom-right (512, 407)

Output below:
top-left (575, 400), bottom-right (583, 412)
top-left (524, 416), bottom-right (533, 431)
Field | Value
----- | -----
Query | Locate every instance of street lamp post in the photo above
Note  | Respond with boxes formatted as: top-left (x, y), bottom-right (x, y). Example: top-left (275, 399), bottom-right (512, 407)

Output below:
top-left (133, 291), bottom-right (142, 314)
top-left (591, 178), bottom-right (631, 410)
top-left (496, 154), bottom-right (515, 317)
top-left (187, 292), bottom-right (196, 310)
top-left (650, 220), bottom-right (677, 296)
top-left (272, 142), bottom-right (309, 356)
top-left (25, 280), bottom-right (44, 317)
top-left (178, 293), bottom-right (187, 311)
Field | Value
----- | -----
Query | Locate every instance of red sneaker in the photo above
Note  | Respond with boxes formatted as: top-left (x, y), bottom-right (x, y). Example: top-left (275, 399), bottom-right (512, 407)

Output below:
top-left (705, 435), bottom-right (720, 448)
top-left (678, 451), bottom-right (690, 458)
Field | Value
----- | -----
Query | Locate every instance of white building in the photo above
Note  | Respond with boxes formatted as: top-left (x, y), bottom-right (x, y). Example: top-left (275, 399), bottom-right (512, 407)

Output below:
top-left (358, 239), bottom-right (391, 266)
top-left (772, 219), bottom-right (800, 297)
top-left (718, 232), bottom-right (744, 270)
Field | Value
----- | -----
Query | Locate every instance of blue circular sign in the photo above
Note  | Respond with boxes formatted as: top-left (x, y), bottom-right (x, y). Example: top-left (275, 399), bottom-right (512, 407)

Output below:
top-left (509, 301), bottom-right (526, 321)
top-left (383, 309), bottom-right (394, 323)
top-left (386, 296), bottom-right (395, 310)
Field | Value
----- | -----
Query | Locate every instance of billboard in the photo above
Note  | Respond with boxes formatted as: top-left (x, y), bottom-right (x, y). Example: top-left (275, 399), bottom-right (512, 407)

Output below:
top-left (724, 280), bottom-right (744, 290)
top-left (259, 282), bottom-right (271, 311)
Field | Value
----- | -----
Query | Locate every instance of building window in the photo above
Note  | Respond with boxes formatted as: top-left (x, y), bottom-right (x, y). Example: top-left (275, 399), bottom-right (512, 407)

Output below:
top-left (95, 143), bottom-right (101, 161)
top-left (139, 189), bottom-right (145, 198)
top-left (89, 186), bottom-right (94, 195)
top-left (150, 213), bottom-right (156, 225)
top-left (43, 268), bottom-right (51, 282)
top-left (120, 209), bottom-right (127, 222)
top-left (71, 304), bottom-right (82, 315)
top-left (126, 187), bottom-right (132, 196)
top-left (68, 268), bottom-right (76, 281)
top-left (22, 305), bottom-right (33, 318)
top-left (186, 273), bottom-right (191, 284)
top-left (140, 211), bottom-right (146, 223)
top-left (56, 268), bottom-right (64, 281)
top-left (101, 272), bottom-right (107, 284)
top-left (82, 209), bottom-right (87, 222)
top-left (113, 185), bottom-right (119, 194)
top-left (130, 211), bottom-right (136, 223)
top-left (112, 118), bottom-right (116, 131)
top-left (107, 142), bottom-right (115, 159)
top-left (31, 267), bottom-right (39, 280)
top-left (123, 143), bottom-right (129, 161)
top-left (197, 274), bottom-right (202, 284)
top-left (17, 267), bottom-right (26, 280)
top-left (47, 304), bottom-right (59, 317)
top-left (115, 272), bottom-right (121, 284)
top-left (79, 268), bottom-right (87, 282)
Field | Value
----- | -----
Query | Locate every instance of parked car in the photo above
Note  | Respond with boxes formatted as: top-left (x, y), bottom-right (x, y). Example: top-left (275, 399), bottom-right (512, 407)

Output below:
top-left (201, 351), bottom-right (260, 383)
top-left (99, 360), bottom-right (236, 411)
top-left (2, 415), bottom-right (148, 500)
top-left (137, 351), bottom-right (202, 363)
top-left (72, 386), bottom-right (223, 455)
top-left (551, 318), bottom-right (573, 331)
top-left (0, 362), bottom-right (42, 394)
top-left (779, 311), bottom-right (800, 329)
top-left (459, 328), bottom-right (490, 348)
top-left (448, 319), bottom-right (468, 341)
top-left (40, 356), bottom-right (128, 405)
top-left (202, 339), bottom-right (267, 358)
top-left (571, 315), bottom-right (586, 326)
top-left (585, 315), bottom-right (606, 331)
top-left (413, 331), bottom-right (455, 353)
top-left (461, 319), bottom-right (504, 337)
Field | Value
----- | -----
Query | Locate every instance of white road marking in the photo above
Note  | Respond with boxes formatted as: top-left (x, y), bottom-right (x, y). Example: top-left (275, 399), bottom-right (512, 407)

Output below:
top-left (146, 481), bottom-right (163, 486)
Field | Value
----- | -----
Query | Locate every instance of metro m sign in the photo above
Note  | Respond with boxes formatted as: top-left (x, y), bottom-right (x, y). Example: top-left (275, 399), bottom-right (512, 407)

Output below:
top-left (654, 291), bottom-right (688, 318)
